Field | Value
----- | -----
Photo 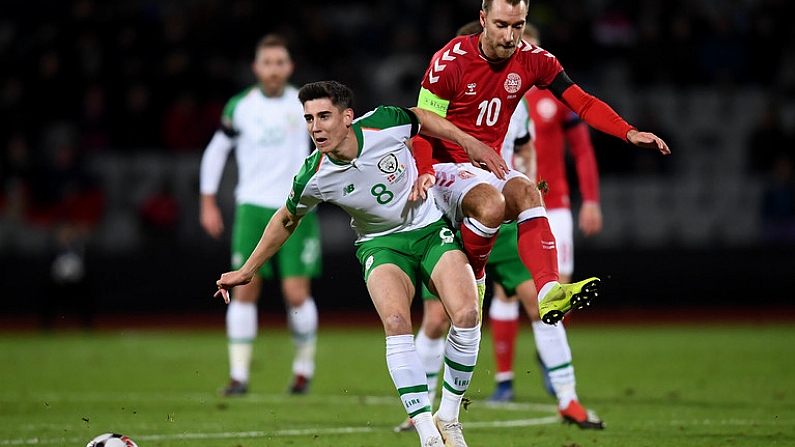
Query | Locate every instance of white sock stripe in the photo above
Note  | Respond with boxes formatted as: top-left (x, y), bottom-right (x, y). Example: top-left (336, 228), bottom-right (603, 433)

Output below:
top-left (386, 334), bottom-right (416, 354)
top-left (517, 207), bottom-right (547, 224)
top-left (463, 217), bottom-right (500, 237)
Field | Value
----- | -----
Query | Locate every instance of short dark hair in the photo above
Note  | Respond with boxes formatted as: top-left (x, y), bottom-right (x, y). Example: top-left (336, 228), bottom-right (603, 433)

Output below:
top-left (298, 81), bottom-right (354, 111)
top-left (482, 0), bottom-right (526, 14)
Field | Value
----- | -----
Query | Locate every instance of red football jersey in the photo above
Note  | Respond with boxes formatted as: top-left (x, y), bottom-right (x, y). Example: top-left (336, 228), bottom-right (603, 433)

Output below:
top-left (420, 34), bottom-right (564, 164)
top-left (526, 87), bottom-right (599, 209)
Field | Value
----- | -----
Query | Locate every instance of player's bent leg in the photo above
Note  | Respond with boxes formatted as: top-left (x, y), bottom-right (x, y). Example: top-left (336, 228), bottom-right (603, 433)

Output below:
top-left (505, 178), bottom-right (570, 312)
top-left (365, 264), bottom-right (415, 336)
top-left (459, 184), bottom-right (504, 282)
top-left (368, 265), bottom-right (447, 445)
top-left (501, 175), bottom-right (544, 219)
top-left (395, 300), bottom-right (448, 433)
top-left (428, 252), bottom-right (479, 447)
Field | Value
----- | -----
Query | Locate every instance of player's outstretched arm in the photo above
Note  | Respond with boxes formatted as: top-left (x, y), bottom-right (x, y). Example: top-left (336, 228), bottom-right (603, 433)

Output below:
top-left (214, 205), bottom-right (302, 303)
top-left (410, 106), bottom-right (510, 179)
top-left (626, 129), bottom-right (670, 155)
top-left (556, 83), bottom-right (671, 156)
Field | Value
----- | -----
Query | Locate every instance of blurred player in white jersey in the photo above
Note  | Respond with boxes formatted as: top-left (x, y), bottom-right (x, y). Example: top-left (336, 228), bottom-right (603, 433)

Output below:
top-left (199, 34), bottom-right (322, 396)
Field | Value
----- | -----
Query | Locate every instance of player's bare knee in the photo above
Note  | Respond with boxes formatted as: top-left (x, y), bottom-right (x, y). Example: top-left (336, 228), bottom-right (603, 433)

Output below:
top-left (450, 305), bottom-right (480, 329)
top-left (233, 282), bottom-right (260, 303)
top-left (462, 185), bottom-right (505, 227)
top-left (282, 278), bottom-right (311, 306)
top-left (381, 313), bottom-right (413, 336)
top-left (504, 178), bottom-right (543, 217)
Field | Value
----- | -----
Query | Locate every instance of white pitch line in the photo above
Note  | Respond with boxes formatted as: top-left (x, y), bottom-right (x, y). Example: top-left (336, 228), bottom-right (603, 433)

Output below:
top-left (0, 417), bottom-right (558, 445)
top-left (2, 416), bottom-right (790, 445)
top-left (0, 393), bottom-right (561, 445)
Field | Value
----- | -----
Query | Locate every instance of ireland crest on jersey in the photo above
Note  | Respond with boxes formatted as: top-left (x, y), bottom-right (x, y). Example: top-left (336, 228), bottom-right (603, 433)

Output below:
top-left (378, 154), bottom-right (399, 173)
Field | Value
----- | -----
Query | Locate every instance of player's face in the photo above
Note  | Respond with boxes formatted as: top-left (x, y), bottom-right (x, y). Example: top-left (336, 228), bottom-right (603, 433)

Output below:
top-left (252, 46), bottom-right (294, 97)
top-left (479, 0), bottom-right (527, 61)
top-left (303, 98), bottom-right (354, 156)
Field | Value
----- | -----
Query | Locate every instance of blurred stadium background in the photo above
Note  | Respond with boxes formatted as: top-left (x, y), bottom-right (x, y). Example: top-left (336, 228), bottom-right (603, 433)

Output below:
top-left (2, 0), bottom-right (795, 327)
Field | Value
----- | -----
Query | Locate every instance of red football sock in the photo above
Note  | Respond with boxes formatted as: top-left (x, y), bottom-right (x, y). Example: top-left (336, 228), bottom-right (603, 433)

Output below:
top-left (490, 316), bottom-right (519, 375)
top-left (460, 219), bottom-right (497, 279)
top-left (517, 217), bottom-right (560, 291)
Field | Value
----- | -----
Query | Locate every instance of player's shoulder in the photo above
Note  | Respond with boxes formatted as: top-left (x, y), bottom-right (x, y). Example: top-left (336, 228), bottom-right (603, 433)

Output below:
top-left (516, 39), bottom-right (554, 57)
top-left (425, 35), bottom-right (478, 89)
top-left (513, 40), bottom-right (561, 69)
top-left (431, 35), bottom-right (477, 64)
top-left (222, 85), bottom-right (258, 118)
top-left (294, 150), bottom-right (324, 185)
top-left (354, 105), bottom-right (415, 130)
top-left (283, 84), bottom-right (301, 100)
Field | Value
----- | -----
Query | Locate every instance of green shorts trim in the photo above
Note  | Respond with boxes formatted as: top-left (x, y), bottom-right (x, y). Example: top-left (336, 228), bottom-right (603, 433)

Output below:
top-left (355, 219), bottom-right (462, 288)
top-left (231, 203), bottom-right (322, 279)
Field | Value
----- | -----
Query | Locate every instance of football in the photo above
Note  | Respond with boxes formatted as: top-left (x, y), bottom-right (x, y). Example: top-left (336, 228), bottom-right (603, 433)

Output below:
top-left (85, 433), bottom-right (139, 447)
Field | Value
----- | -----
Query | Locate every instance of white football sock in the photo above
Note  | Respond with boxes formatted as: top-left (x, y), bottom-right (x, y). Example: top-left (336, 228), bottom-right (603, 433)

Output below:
top-left (287, 297), bottom-right (318, 378)
top-left (531, 320), bottom-right (577, 407)
top-left (437, 324), bottom-right (480, 422)
top-left (489, 297), bottom-right (521, 320)
top-left (226, 300), bottom-right (257, 383)
top-left (386, 334), bottom-right (436, 444)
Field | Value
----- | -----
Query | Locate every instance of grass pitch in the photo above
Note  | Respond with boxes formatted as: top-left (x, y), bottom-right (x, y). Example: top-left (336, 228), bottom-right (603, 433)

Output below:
top-left (1, 321), bottom-right (793, 446)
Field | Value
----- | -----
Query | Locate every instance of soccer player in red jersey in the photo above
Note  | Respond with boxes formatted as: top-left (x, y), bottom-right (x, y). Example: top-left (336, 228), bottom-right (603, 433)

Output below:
top-left (413, 0), bottom-right (669, 325)
top-left (485, 22), bottom-right (605, 428)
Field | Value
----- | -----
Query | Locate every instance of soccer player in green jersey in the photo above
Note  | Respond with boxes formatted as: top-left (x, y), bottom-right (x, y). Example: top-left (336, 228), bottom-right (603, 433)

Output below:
top-left (215, 80), bottom-right (497, 447)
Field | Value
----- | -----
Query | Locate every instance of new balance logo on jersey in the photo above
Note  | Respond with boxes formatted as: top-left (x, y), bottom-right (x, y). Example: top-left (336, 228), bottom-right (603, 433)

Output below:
top-left (343, 184), bottom-right (355, 195)
top-left (429, 42), bottom-right (467, 84)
